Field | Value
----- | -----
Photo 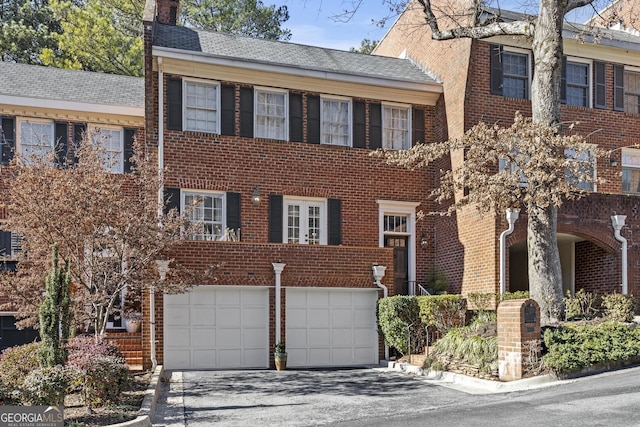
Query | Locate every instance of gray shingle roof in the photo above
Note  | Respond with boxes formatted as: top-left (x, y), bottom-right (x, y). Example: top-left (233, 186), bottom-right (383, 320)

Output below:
top-left (0, 62), bottom-right (144, 108)
top-left (153, 24), bottom-right (440, 85)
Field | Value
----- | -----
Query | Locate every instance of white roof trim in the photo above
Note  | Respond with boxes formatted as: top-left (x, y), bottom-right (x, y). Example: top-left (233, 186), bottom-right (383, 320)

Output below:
top-left (0, 95), bottom-right (144, 117)
top-left (153, 46), bottom-right (443, 94)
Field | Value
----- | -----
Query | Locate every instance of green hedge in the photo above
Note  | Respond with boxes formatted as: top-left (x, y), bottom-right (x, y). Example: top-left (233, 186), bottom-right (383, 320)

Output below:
top-left (417, 295), bottom-right (466, 334)
top-left (377, 296), bottom-right (422, 355)
top-left (543, 321), bottom-right (640, 374)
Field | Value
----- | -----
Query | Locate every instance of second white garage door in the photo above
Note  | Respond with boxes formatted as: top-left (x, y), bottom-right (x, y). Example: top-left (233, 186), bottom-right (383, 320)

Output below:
top-left (286, 288), bottom-right (379, 367)
top-left (164, 286), bottom-right (269, 369)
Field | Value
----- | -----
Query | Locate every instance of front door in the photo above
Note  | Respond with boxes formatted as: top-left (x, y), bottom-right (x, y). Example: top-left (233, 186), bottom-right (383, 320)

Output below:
top-left (385, 236), bottom-right (408, 295)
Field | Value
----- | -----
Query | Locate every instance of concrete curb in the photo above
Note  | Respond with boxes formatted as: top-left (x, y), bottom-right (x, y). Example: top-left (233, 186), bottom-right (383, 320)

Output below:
top-left (386, 361), bottom-right (558, 394)
top-left (109, 365), bottom-right (164, 427)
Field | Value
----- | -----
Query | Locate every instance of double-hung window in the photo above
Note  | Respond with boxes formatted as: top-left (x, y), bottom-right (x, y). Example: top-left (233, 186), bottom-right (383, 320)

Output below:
top-left (255, 88), bottom-right (287, 140)
top-left (284, 198), bottom-right (326, 245)
top-left (564, 147), bottom-right (596, 191)
top-left (622, 148), bottom-right (640, 194)
top-left (19, 119), bottom-right (54, 162)
top-left (321, 96), bottom-right (351, 146)
top-left (563, 58), bottom-right (590, 107)
top-left (490, 45), bottom-right (531, 100)
top-left (91, 126), bottom-right (124, 173)
top-left (382, 103), bottom-right (410, 150)
top-left (184, 79), bottom-right (220, 133)
top-left (623, 69), bottom-right (640, 114)
top-left (183, 191), bottom-right (225, 241)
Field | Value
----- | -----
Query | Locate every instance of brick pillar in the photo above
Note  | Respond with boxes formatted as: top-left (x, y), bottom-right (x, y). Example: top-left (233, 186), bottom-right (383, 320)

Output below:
top-left (497, 298), bottom-right (541, 381)
top-left (156, 0), bottom-right (179, 25)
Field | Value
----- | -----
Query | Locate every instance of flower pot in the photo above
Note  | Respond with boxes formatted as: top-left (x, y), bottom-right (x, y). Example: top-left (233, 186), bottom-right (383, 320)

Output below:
top-left (125, 317), bottom-right (141, 333)
top-left (274, 352), bottom-right (287, 371)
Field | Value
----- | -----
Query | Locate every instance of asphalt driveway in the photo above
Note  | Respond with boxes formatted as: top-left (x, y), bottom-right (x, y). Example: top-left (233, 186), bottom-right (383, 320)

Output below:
top-left (153, 367), bottom-right (471, 426)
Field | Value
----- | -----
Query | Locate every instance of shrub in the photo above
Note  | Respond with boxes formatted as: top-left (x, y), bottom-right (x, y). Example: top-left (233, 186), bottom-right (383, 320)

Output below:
top-left (424, 266), bottom-right (448, 294)
top-left (82, 355), bottom-right (131, 407)
top-left (0, 342), bottom-right (41, 396)
top-left (564, 289), bottom-right (599, 320)
top-left (543, 321), bottom-right (640, 374)
top-left (602, 293), bottom-right (636, 323)
top-left (427, 321), bottom-right (497, 374)
top-left (501, 290), bottom-right (530, 301)
top-left (22, 365), bottom-right (74, 405)
top-left (417, 295), bottom-right (466, 334)
top-left (467, 293), bottom-right (496, 311)
top-left (66, 335), bottom-right (122, 372)
top-left (377, 296), bottom-right (424, 355)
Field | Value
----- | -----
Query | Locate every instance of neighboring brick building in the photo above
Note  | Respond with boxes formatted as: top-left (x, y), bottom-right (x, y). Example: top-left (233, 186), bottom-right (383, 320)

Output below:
top-left (142, 0), bottom-right (443, 369)
top-left (0, 62), bottom-right (144, 351)
top-left (375, 1), bottom-right (640, 299)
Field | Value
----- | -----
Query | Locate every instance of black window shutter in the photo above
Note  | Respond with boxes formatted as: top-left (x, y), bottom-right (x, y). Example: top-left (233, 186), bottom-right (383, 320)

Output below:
top-left (307, 95), bottom-right (320, 144)
top-left (490, 44), bottom-right (504, 95)
top-left (268, 194), bottom-right (283, 243)
top-left (54, 122), bottom-right (68, 167)
top-left (328, 198), bottom-right (342, 245)
top-left (124, 128), bottom-right (136, 173)
top-left (239, 87), bottom-right (254, 137)
top-left (0, 117), bottom-right (15, 165)
top-left (594, 62), bottom-right (607, 109)
top-left (166, 78), bottom-right (182, 131)
top-left (614, 65), bottom-right (625, 112)
top-left (560, 56), bottom-right (567, 104)
top-left (164, 187), bottom-right (181, 214)
top-left (226, 191), bottom-right (241, 232)
top-left (0, 230), bottom-right (11, 257)
top-left (221, 84), bottom-right (236, 136)
top-left (289, 93), bottom-right (303, 142)
top-left (72, 123), bottom-right (86, 165)
top-left (369, 103), bottom-right (382, 149)
top-left (412, 108), bottom-right (424, 146)
top-left (353, 100), bottom-right (366, 148)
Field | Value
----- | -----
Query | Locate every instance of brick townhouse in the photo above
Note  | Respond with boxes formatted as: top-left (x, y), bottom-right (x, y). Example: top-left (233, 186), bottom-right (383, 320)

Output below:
top-left (374, 1), bottom-right (640, 299)
top-left (142, 0), bottom-right (443, 369)
top-left (0, 61), bottom-right (144, 351)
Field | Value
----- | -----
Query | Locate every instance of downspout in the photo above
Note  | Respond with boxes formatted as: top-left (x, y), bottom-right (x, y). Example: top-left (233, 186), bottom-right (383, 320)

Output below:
top-left (499, 208), bottom-right (520, 295)
top-left (611, 215), bottom-right (628, 295)
top-left (372, 264), bottom-right (388, 361)
top-left (272, 263), bottom-right (286, 346)
top-left (150, 57), bottom-right (164, 372)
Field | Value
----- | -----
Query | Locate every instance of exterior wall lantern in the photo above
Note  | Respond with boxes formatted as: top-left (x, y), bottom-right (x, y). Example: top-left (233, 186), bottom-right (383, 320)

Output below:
top-left (420, 232), bottom-right (429, 250)
top-left (251, 186), bottom-right (261, 206)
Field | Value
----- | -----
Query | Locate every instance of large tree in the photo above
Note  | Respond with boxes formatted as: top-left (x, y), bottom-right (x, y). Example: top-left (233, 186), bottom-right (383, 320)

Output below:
top-left (180, 0), bottom-right (291, 40)
top-left (1, 137), bottom-right (212, 336)
top-left (364, 0), bottom-right (625, 322)
top-left (0, 0), bottom-right (62, 64)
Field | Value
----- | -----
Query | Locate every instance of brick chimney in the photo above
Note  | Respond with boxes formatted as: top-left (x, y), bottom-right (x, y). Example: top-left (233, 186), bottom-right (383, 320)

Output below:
top-left (156, 0), bottom-right (179, 25)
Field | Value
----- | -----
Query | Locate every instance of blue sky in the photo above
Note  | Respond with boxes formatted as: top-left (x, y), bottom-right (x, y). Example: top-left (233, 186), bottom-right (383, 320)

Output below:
top-left (280, 1), bottom-right (596, 51)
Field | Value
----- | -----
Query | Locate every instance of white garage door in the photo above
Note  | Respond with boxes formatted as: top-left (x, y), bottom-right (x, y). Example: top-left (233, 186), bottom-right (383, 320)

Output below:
top-left (286, 288), bottom-right (379, 367)
top-left (164, 286), bottom-right (269, 369)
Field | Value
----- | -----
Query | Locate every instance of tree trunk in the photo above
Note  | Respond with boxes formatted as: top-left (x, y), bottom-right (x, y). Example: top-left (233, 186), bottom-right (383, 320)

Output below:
top-left (527, 204), bottom-right (563, 323)
top-left (527, 0), bottom-right (566, 322)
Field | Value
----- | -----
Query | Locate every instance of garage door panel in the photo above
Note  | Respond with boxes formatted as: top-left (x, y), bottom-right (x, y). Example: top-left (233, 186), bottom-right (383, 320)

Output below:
top-left (191, 307), bottom-right (215, 325)
top-left (165, 327), bottom-right (191, 347)
top-left (164, 286), bottom-right (268, 369)
top-left (286, 289), bottom-right (379, 367)
top-left (308, 308), bottom-right (330, 326)
top-left (165, 307), bottom-right (190, 326)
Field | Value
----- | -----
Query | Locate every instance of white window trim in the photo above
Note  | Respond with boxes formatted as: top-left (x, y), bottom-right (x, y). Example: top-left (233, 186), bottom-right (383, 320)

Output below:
top-left (182, 77), bottom-right (221, 134)
top-left (17, 118), bottom-right (55, 160)
top-left (89, 124), bottom-right (125, 174)
top-left (502, 46), bottom-right (532, 100)
top-left (254, 86), bottom-right (289, 141)
top-left (377, 200), bottom-right (419, 288)
top-left (181, 190), bottom-right (227, 241)
top-left (283, 196), bottom-right (327, 245)
top-left (320, 95), bottom-right (352, 147)
top-left (382, 102), bottom-right (412, 151)
top-left (565, 56), bottom-right (592, 108)
top-left (565, 144), bottom-right (597, 192)
top-left (621, 148), bottom-right (640, 193)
